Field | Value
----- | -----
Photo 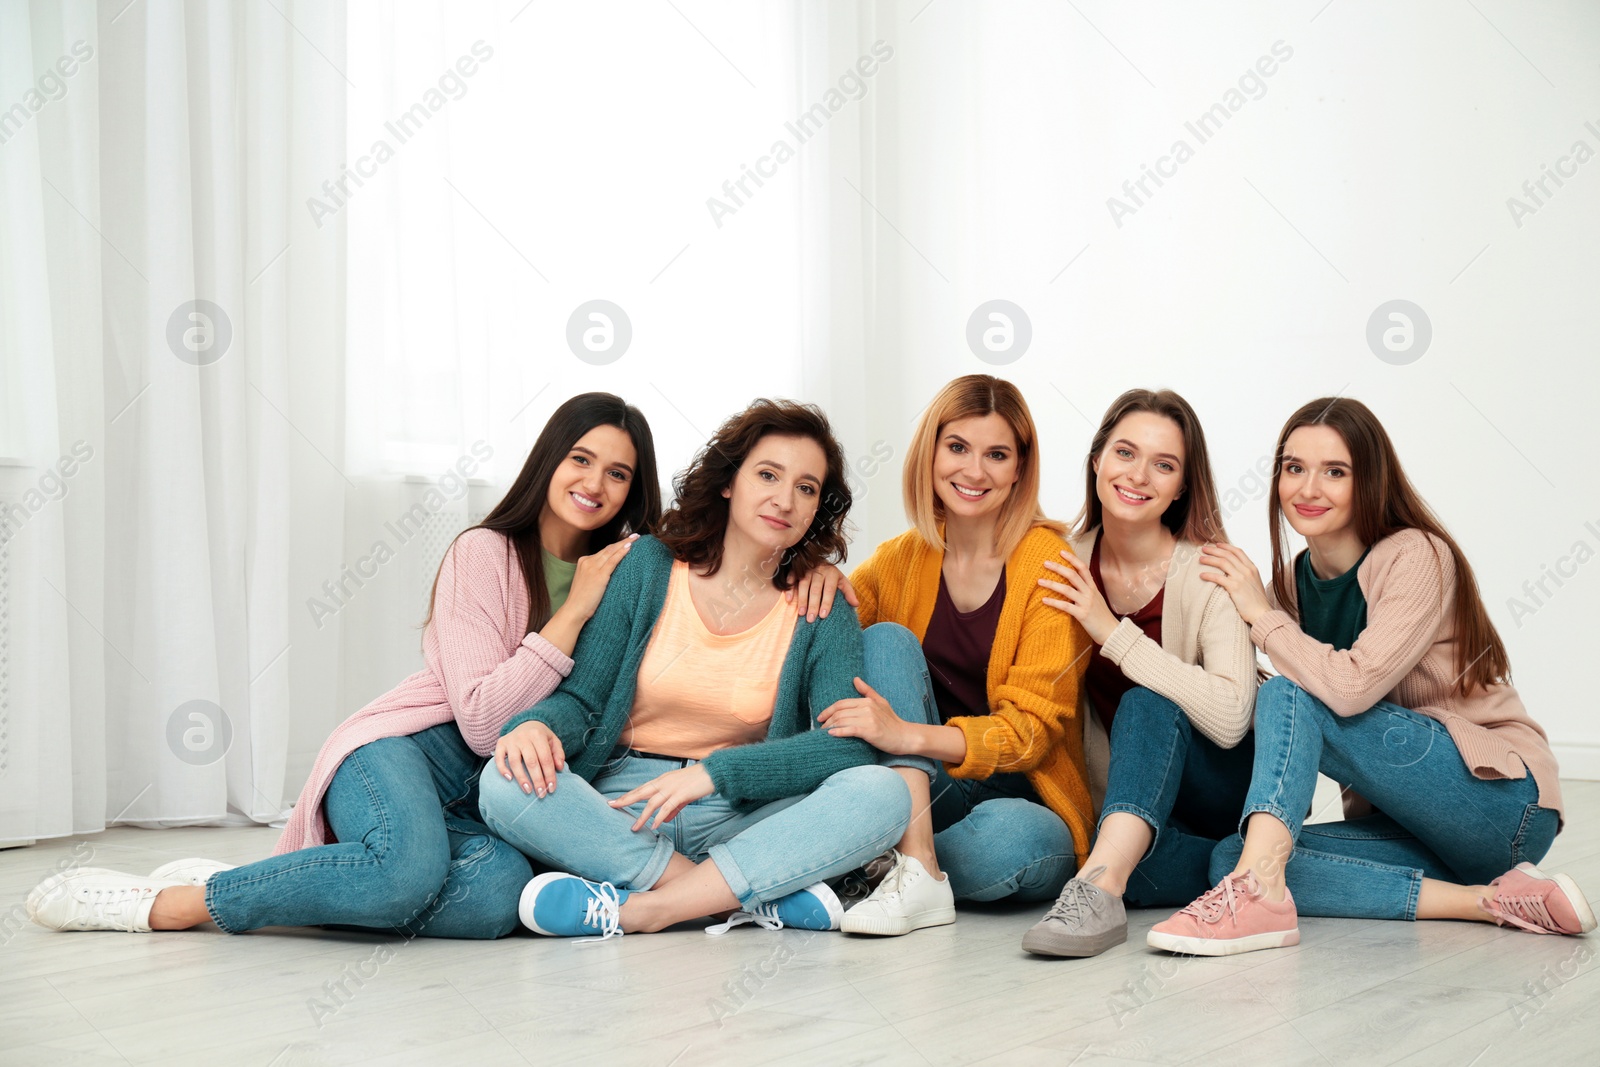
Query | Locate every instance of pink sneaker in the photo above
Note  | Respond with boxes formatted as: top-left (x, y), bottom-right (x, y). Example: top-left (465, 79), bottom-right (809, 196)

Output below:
top-left (1146, 871), bottom-right (1300, 956)
top-left (1482, 863), bottom-right (1596, 935)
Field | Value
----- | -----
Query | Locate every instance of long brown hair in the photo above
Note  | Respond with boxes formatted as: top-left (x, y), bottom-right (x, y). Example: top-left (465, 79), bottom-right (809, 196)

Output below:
top-left (904, 375), bottom-right (1064, 555)
top-left (1268, 397), bottom-right (1509, 695)
top-left (654, 399), bottom-right (852, 588)
top-left (424, 393), bottom-right (661, 638)
top-left (1072, 388), bottom-right (1227, 544)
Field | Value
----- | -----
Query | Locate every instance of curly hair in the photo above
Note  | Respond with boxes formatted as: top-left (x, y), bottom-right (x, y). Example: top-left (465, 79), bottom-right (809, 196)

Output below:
top-left (655, 399), bottom-right (852, 589)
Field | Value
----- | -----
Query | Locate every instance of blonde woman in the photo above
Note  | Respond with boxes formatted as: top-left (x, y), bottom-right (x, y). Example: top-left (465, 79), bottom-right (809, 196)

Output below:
top-left (818, 375), bottom-right (1092, 936)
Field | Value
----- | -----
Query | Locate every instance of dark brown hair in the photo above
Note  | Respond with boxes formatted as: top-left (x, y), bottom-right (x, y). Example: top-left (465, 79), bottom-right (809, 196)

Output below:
top-left (655, 399), bottom-right (852, 588)
top-left (1073, 388), bottom-right (1227, 544)
top-left (424, 392), bottom-right (661, 637)
top-left (1269, 397), bottom-right (1509, 695)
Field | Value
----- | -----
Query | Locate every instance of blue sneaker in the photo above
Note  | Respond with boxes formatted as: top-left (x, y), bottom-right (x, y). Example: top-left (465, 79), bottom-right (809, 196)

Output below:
top-left (519, 872), bottom-right (632, 939)
top-left (704, 882), bottom-right (844, 935)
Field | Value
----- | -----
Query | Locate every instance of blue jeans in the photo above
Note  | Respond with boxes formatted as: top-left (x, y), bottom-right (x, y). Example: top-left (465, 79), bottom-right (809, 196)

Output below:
top-left (206, 723), bottom-right (531, 938)
top-left (477, 751), bottom-right (910, 910)
top-left (1099, 687), bottom-right (1255, 908)
top-left (863, 622), bottom-right (1075, 903)
top-left (1208, 676), bottom-right (1559, 920)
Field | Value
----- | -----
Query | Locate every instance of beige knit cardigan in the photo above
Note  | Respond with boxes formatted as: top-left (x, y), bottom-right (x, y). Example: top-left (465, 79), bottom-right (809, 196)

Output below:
top-left (1072, 529), bottom-right (1259, 813)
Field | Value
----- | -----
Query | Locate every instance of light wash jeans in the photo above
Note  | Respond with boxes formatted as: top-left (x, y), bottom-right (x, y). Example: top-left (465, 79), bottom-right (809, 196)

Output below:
top-left (1099, 687), bottom-right (1255, 908)
top-left (863, 622), bottom-right (1075, 903)
top-left (206, 723), bottom-right (532, 938)
top-left (477, 751), bottom-right (911, 910)
top-left (1209, 676), bottom-right (1558, 920)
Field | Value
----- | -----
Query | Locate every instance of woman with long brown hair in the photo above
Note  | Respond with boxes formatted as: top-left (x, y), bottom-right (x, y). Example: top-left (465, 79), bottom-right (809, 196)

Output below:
top-left (30, 392), bottom-right (661, 938)
top-left (819, 374), bottom-right (1092, 936)
top-left (1020, 389), bottom-right (1258, 958)
top-left (1147, 397), bottom-right (1592, 956)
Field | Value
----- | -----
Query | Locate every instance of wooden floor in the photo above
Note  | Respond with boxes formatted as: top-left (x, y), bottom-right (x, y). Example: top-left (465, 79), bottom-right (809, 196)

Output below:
top-left (3, 779), bottom-right (1597, 1066)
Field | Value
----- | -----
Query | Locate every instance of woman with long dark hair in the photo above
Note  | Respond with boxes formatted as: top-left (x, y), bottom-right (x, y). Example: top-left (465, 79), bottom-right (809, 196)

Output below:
top-left (1147, 397), bottom-right (1593, 955)
top-left (477, 400), bottom-right (911, 939)
top-left (30, 393), bottom-right (661, 938)
top-left (1021, 389), bottom-right (1257, 958)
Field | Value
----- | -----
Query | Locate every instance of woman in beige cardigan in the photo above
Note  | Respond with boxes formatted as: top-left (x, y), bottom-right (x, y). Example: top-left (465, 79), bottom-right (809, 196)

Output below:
top-left (1020, 389), bottom-right (1258, 958)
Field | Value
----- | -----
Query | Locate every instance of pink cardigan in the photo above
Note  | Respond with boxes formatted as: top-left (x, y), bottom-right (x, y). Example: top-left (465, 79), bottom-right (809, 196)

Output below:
top-left (1253, 528), bottom-right (1563, 819)
top-left (274, 528), bottom-right (574, 853)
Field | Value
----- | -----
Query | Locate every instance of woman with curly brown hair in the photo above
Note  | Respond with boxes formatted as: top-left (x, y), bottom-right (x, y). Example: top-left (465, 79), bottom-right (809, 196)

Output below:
top-left (476, 399), bottom-right (911, 939)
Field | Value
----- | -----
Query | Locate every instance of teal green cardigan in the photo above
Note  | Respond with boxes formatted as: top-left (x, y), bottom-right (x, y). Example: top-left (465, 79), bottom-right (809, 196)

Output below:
top-left (500, 535), bottom-right (872, 804)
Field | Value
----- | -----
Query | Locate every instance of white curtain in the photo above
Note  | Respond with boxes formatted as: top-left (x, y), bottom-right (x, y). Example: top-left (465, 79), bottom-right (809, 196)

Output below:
top-left (0, 0), bottom-right (347, 844)
top-left (2, 0), bottom-right (873, 843)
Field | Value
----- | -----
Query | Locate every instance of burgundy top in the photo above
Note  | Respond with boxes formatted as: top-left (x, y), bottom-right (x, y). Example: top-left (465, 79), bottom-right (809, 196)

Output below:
top-left (1083, 537), bottom-right (1164, 732)
top-left (921, 566), bottom-right (1006, 724)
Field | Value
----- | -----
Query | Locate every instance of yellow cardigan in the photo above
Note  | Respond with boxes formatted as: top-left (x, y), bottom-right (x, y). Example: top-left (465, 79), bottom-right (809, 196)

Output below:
top-left (850, 525), bottom-right (1095, 865)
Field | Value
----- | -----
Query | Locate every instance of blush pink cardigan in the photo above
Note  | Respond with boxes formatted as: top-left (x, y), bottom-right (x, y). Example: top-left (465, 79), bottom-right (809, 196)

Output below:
top-left (273, 528), bottom-right (574, 854)
top-left (1254, 528), bottom-right (1562, 819)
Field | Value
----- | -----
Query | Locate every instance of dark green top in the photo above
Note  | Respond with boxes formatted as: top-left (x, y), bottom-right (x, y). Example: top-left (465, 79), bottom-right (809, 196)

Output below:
top-left (502, 535), bottom-right (871, 805)
top-left (542, 549), bottom-right (577, 615)
top-left (1294, 547), bottom-right (1372, 651)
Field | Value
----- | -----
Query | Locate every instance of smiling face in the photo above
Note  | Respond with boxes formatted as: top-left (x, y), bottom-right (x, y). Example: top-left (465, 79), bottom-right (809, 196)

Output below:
top-left (543, 424), bottom-right (638, 541)
top-left (1277, 425), bottom-right (1355, 539)
top-left (720, 433), bottom-right (827, 557)
top-left (1093, 411), bottom-right (1185, 528)
top-left (930, 413), bottom-right (1021, 523)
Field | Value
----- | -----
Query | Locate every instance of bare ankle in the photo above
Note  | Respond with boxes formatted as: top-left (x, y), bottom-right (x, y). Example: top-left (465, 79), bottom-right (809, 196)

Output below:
top-left (149, 886), bottom-right (207, 930)
top-left (618, 894), bottom-right (659, 934)
top-left (904, 848), bottom-right (941, 878)
top-left (1079, 865), bottom-right (1126, 896)
top-left (1250, 872), bottom-right (1287, 902)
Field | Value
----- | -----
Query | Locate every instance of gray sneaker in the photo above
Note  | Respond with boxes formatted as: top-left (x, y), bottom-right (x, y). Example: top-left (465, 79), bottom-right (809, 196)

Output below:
top-left (1021, 865), bottom-right (1127, 957)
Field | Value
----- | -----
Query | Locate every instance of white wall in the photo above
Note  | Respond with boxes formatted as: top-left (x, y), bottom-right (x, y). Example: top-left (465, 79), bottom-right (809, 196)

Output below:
top-left (324, 1), bottom-right (1599, 784)
top-left (835, 1), bottom-right (1600, 770)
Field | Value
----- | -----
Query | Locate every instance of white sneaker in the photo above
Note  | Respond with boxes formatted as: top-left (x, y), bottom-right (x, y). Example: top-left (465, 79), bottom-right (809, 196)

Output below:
top-left (839, 851), bottom-right (956, 936)
top-left (150, 858), bottom-right (236, 887)
top-left (28, 869), bottom-right (185, 932)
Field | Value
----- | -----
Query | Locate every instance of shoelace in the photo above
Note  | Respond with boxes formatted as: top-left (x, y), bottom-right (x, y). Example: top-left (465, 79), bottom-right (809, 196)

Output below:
top-left (704, 903), bottom-right (786, 936)
top-left (1179, 872), bottom-right (1253, 926)
top-left (866, 853), bottom-right (919, 905)
top-left (575, 882), bottom-right (626, 943)
top-left (73, 885), bottom-right (156, 932)
top-left (1482, 892), bottom-right (1558, 934)
top-left (1043, 866), bottom-right (1107, 924)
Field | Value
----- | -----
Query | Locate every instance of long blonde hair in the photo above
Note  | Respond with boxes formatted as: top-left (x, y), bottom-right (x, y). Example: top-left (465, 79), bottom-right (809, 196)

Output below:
top-left (903, 375), bottom-right (1065, 556)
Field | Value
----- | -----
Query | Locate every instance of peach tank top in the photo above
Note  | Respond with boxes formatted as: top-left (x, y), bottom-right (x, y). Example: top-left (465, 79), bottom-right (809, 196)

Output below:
top-left (623, 560), bottom-right (799, 759)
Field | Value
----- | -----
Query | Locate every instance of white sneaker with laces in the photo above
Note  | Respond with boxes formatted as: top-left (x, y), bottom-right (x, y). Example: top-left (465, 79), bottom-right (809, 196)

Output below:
top-left (839, 850), bottom-right (956, 936)
top-left (28, 869), bottom-right (185, 932)
top-left (150, 858), bottom-right (237, 887)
